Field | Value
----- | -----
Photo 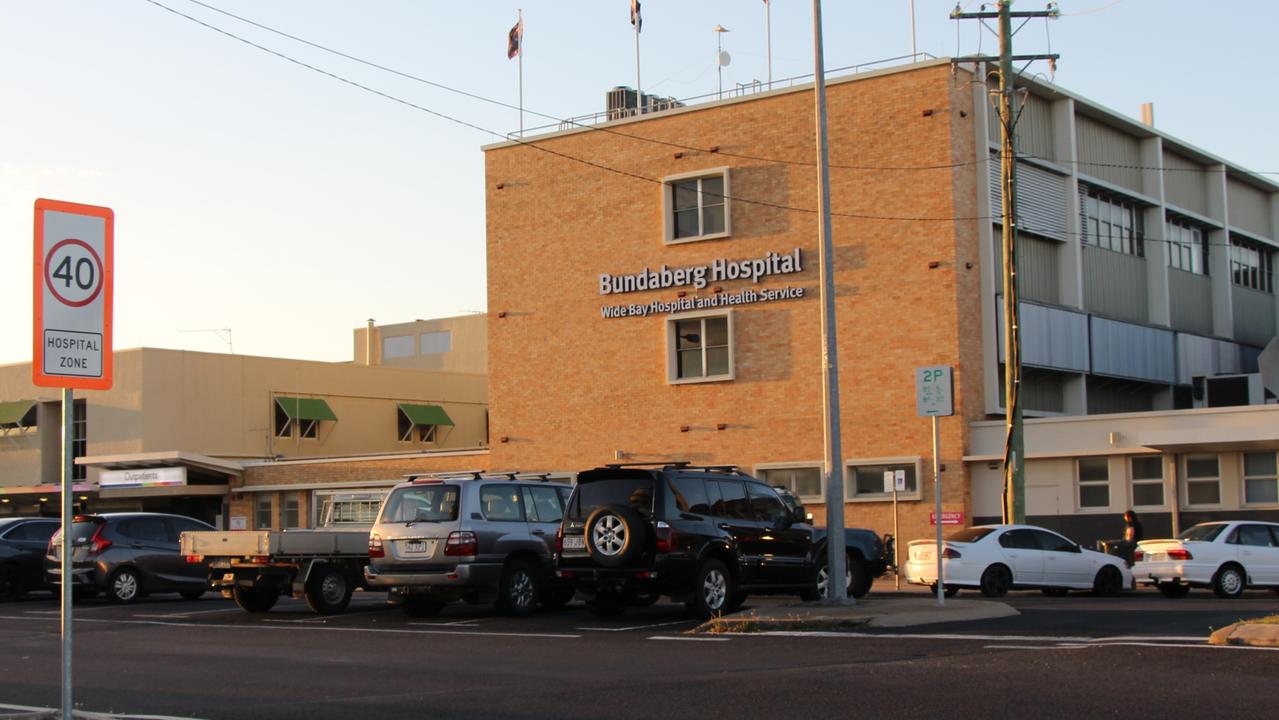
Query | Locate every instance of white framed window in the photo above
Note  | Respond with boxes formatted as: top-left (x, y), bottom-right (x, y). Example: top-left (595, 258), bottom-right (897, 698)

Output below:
top-left (420, 331), bottom-right (452, 354)
top-left (254, 495), bottom-right (273, 530)
top-left (666, 310), bottom-right (734, 384)
top-left (1165, 219), bottom-right (1206, 275)
top-left (1130, 455), bottom-right (1165, 508)
top-left (1183, 454), bottom-right (1221, 506)
top-left (1230, 236), bottom-right (1275, 293)
top-left (1077, 457), bottom-right (1110, 510)
top-left (315, 490), bottom-right (388, 526)
top-left (1243, 452), bottom-right (1278, 505)
top-left (1082, 188), bottom-right (1144, 256)
top-left (755, 463), bottom-right (824, 504)
top-left (845, 458), bottom-right (921, 501)
top-left (382, 335), bottom-right (415, 359)
top-left (663, 167), bottom-right (731, 244)
top-left (281, 491), bottom-right (302, 528)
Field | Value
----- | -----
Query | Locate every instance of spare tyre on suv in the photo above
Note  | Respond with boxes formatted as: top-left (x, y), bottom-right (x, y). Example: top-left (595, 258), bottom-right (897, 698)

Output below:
top-left (558, 463), bottom-right (840, 619)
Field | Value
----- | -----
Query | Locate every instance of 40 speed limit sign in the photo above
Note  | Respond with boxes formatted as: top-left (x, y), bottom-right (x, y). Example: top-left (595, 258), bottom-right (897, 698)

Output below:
top-left (33, 199), bottom-right (114, 389)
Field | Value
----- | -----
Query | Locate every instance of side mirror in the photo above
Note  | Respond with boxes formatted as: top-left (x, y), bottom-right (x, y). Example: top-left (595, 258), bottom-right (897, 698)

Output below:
top-left (790, 507), bottom-right (808, 524)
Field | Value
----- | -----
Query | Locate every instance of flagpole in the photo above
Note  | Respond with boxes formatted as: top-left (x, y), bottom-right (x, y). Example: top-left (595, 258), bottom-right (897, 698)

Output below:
top-left (766, 0), bottom-right (772, 89)
top-left (518, 9), bottom-right (524, 137)
top-left (634, 21), bottom-right (641, 114)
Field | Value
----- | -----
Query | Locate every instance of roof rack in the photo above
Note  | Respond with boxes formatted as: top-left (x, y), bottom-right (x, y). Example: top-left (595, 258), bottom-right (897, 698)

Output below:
top-left (600, 462), bottom-right (746, 476)
top-left (405, 470), bottom-right (556, 483)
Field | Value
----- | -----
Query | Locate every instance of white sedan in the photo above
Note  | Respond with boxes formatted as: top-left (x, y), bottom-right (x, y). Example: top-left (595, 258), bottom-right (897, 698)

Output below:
top-left (905, 524), bottom-right (1133, 598)
top-left (1133, 520), bottom-right (1279, 599)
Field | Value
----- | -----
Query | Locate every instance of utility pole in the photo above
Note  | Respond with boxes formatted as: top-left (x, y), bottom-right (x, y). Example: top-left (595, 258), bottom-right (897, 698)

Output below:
top-left (952, 1), bottom-right (1058, 524)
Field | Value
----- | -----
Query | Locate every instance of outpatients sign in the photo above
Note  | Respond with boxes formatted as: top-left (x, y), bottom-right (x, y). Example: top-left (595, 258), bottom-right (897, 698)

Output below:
top-left (33, 199), bottom-right (114, 390)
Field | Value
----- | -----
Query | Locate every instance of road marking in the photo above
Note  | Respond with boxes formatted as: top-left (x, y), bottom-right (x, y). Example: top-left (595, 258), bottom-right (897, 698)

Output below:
top-left (131, 607), bottom-right (244, 619)
top-left (0, 702), bottom-right (211, 720)
top-left (577, 619), bottom-right (696, 632)
top-left (0, 614), bottom-right (581, 639)
top-left (648, 635), bottom-right (731, 642)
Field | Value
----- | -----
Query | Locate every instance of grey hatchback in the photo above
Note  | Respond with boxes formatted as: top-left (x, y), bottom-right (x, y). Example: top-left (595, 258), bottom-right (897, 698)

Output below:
top-left (45, 513), bottom-right (213, 603)
top-left (364, 472), bottom-right (575, 617)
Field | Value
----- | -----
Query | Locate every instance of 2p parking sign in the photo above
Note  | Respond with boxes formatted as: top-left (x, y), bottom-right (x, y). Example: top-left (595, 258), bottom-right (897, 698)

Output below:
top-left (33, 199), bottom-right (114, 390)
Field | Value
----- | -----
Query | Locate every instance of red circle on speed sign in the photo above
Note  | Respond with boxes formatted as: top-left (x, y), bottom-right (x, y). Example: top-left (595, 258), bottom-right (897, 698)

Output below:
top-left (44, 238), bottom-right (105, 307)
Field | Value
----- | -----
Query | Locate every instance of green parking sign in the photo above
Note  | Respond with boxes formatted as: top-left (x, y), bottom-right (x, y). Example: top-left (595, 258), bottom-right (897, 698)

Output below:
top-left (915, 365), bottom-right (954, 417)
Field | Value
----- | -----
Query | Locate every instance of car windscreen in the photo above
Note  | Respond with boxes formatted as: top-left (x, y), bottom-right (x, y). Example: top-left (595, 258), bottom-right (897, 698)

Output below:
top-left (1179, 524), bottom-right (1227, 542)
top-left (570, 477), bottom-right (655, 520)
top-left (946, 527), bottom-right (996, 543)
top-left (380, 484), bottom-right (460, 523)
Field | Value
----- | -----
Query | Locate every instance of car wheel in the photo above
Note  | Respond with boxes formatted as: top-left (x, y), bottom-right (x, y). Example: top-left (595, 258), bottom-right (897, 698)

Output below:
top-left (1041, 587), bottom-right (1070, 598)
top-left (495, 559), bottom-right (539, 617)
top-left (0, 565), bottom-right (23, 602)
top-left (584, 505), bottom-right (648, 568)
top-left (1158, 581), bottom-right (1191, 599)
top-left (402, 595), bottom-right (446, 618)
top-left (686, 558), bottom-right (734, 619)
top-left (1092, 566), bottom-right (1123, 597)
top-left (1212, 564), bottom-right (1246, 599)
top-left (979, 564), bottom-right (1012, 598)
top-left (179, 590), bottom-right (205, 601)
top-left (632, 590), bottom-right (661, 607)
top-left (937, 584), bottom-right (960, 598)
top-left (304, 565), bottom-right (353, 614)
top-left (539, 586), bottom-right (577, 609)
top-left (107, 568), bottom-right (142, 604)
top-left (849, 557), bottom-right (872, 598)
top-left (808, 552), bottom-right (852, 601)
top-left (232, 584), bottom-right (279, 613)
top-left (586, 592), bottom-right (628, 618)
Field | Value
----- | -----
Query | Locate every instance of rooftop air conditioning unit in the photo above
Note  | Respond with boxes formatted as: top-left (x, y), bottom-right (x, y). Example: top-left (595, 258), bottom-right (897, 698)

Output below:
top-left (1191, 373), bottom-right (1274, 408)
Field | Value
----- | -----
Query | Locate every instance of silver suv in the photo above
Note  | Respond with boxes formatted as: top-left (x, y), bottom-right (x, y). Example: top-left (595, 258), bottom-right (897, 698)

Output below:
top-left (364, 472), bottom-right (574, 617)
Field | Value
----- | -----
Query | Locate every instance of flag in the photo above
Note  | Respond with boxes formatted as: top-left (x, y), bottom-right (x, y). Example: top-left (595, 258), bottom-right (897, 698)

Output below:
top-left (507, 17), bottom-right (522, 59)
top-left (630, 0), bottom-right (642, 33)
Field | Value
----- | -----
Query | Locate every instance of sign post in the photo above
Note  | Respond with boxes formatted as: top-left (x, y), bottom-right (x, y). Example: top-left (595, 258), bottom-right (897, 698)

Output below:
top-left (916, 365), bottom-right (954, 606)
top-left (885, 469), bottom-right (905, 589)
top-left (33, 198), bottom-right (114, 720)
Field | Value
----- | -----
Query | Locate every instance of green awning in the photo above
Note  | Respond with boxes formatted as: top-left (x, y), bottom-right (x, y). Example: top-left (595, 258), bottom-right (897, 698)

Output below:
top-left (0, 401), bottom-right (37, 428)
top-left (275, 397), bottom-right (337, 422)
top-left (398, 403), bottom-right (454, 427)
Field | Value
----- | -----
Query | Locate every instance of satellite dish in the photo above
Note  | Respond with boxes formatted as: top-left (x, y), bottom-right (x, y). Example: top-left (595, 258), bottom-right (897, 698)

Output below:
top-left (718, 51), bottom-right (732, 67)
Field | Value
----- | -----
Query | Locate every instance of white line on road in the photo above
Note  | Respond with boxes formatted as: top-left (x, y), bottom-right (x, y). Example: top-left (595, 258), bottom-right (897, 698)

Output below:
top-left (131, 607), bottom-right (245, 619)
top-left (648, 636), bottom-right (731, 642)
top-left (577, 619), bottom-right (696, 632)
top-left (0, 614), bottom-right (580, 639)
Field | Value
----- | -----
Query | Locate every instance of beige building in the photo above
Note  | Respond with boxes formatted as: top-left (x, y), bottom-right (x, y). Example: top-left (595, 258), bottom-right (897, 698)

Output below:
top-left (353, 314), bottom-right (487, 373)
top-left (0, 343), bottom-right (488, 526)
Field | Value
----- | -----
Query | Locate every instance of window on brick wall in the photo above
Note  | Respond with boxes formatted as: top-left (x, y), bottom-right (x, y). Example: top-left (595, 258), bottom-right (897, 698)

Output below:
top-left (663, 168), bottom-right (731, 244)
top-left (254, 495), bottom-right (273, 530)
top-left (756, 464), bottom-right (823, 504)
top-left (667, 311), bottom-right (734, 383)
top-left (845, 459), bottom-right (920, 501)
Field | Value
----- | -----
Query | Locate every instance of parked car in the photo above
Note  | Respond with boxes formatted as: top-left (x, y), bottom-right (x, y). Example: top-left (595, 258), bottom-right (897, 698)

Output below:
top-left (44, 513), bottom-right (214, 603)
top-left (905, 524), bottom-right (1133, 597)
top-left (556, 463), bottom-right (887, 619)
top-left (1133, 520), bottom-right (1279, 599)
top-left (364, 472), bottom-right (576, 617)
top-left (0, 517), bottom-right (60, 601)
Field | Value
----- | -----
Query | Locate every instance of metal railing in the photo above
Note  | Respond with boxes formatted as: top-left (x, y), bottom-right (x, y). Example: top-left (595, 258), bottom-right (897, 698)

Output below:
top-left (509, 52), bottom-right (938, 140)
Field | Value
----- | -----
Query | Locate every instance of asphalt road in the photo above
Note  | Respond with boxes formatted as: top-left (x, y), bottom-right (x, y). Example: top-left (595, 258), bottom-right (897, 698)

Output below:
top-left (1, 583), bottom-right (1276, 720)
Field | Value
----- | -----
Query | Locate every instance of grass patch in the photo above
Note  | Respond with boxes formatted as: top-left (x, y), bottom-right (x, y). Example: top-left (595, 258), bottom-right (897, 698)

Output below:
top-left (1243, 614), bottom-right (1279, 625)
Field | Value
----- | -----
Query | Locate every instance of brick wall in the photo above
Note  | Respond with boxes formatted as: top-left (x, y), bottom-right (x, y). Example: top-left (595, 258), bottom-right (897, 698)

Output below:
top-left (483, 63), bottom-right (985, 545)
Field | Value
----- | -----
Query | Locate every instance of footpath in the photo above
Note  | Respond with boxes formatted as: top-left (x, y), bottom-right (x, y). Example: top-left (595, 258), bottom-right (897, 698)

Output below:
top-left (1209, 618), bottom-right (1279, 647)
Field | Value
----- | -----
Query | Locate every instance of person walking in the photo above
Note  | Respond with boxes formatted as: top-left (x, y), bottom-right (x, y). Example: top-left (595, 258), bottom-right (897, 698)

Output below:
top-left (1123, 510), bottom-right (1144, 543)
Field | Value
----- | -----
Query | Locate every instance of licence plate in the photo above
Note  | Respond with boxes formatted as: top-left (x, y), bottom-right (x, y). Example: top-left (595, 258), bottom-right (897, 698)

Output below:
top-left (563, 535), bottom-right (585, 550)
top-left (1146, 552), bottom-right (1165, 562)
top-left (915, 550), bottom-right (934, 562)
top-left (403, 540), bottom-right (435, 555)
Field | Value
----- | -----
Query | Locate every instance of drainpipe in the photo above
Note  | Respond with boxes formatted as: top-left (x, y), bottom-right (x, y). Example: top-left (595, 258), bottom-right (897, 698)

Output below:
top-left (1168, 454), bottom-right (1180, 536)
top-left (366, 319), bottom-right (375, 366)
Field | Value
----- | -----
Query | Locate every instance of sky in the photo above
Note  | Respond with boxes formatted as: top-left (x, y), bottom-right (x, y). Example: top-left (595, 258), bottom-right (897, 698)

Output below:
top-left (2, 0), bottom-right (1277, 367)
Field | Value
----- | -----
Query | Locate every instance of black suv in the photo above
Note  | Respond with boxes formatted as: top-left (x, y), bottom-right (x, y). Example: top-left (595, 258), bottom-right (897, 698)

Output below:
top-left (556, 463), bottom-right (886, 618)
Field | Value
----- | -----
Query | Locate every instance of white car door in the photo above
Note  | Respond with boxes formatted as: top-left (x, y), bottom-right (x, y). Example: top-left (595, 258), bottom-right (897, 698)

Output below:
top-left (1232, 524), bottom-right (1279, 585)
top-left (1033, 529), bottom-right (1092, 587)
top-left (996, 529), bottom-right (1045, 584)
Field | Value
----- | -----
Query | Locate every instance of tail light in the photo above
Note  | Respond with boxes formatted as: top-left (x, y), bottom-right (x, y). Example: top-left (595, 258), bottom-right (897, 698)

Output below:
top-left (555, 525), bottom-right (564, 554)
top-left (654, 521), bottom-right (675, 553)
top-left (444, 531), bottom-right (479, 557)
top-left (1167, 548), bottom-right (1193, 561)
top-left (185, 555), bottom-right (203, 564)
top-left (368, 534), bottom-right (385, 559)
top-left (941, 546), bottom-right (962, 559)
top-left (1133, 550), bottom-right (1145, 562)
top-left (87, 525), bottom-right (112, 554)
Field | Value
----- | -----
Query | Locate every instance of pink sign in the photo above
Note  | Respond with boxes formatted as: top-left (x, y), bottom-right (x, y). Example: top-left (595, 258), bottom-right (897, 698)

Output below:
top-left (929, 511), bottom-right (964, 526)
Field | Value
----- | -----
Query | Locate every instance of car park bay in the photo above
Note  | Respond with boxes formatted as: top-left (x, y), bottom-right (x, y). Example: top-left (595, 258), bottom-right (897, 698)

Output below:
top-left (1, 584), bottom-right (1277, 719)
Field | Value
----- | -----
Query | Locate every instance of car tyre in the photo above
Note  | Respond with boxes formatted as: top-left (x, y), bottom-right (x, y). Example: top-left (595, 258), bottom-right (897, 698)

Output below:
top-left (1157, 581), bottom-right (1190, 599)
top-left (0, 565), bottom-right (24, 602)
top-left (932, 584), bottom-right (961, 598)
top-left (806, 552), bottom-right (853, 601)
top-left (107, 568), bottom-right (142, 604)
top-left (495, 559), bottom-right (539, 617)
top-left (584, 505), bottom-right (648, 568)
top-left (1092, 566), bottom-right (1123, 597)
top-left (1041, 587), bottom-right (1070, 598)
top-left (632, 590), bottom-right (661, 607)
top-left (1212, 563), bottom-right (1246, 599)
top-left (686, 558), bottom-right (734, 619)
top-left (233, 584), bottom-right (279, 613)
top-left (179, 589), bottom-right (205, 601)
top-left (304, 565), bottom-right (353, 615)
top-left (539, 586), bottom-right (577, 609)
top-left (979, 564), bottom-right (1012, 598)
top-left (402, 594), bottom-right (446, 617)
